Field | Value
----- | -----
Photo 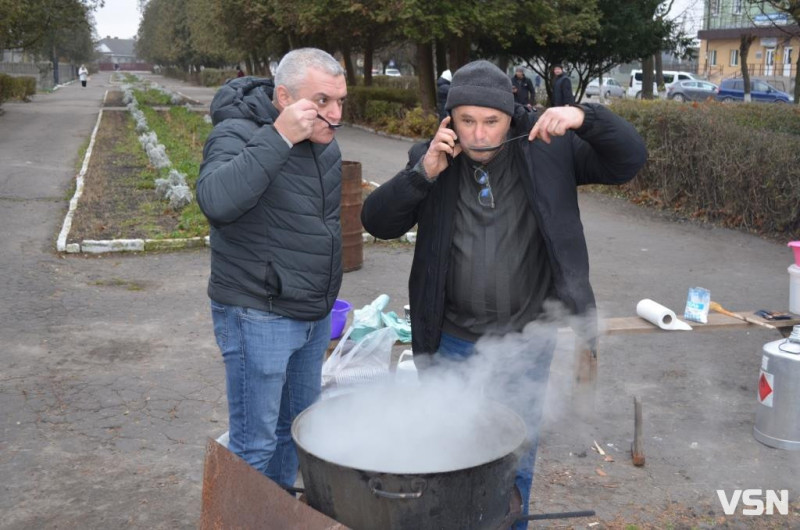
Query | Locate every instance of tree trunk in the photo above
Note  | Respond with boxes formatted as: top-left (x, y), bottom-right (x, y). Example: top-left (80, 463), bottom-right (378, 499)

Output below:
top-left (654, 52), bottom-right (664, 96)
top-left (449, 36), bottom-right (471, 71)
top-left (435, 39), bottom-right (447, 77)
top-left (795, 52), bottom-right (800, 105)
top-left (52, 44), bottom-right (59, 86)
top-left (363, 37), bottom-right (375, 86)
top-left (497, 56), bottom-right (509, 75)
top-left (740, 34), bottom-right (755, 102)
top-left (341, 43), bottom-right (357, 87)
top-left (641, 56), bottom-right (655, 99)
top-left (416, 41), bottom-right (436, 113)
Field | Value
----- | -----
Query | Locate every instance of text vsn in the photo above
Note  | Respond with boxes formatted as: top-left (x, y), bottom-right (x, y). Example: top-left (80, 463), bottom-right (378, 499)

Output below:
top-left (716, 490), bottom-right (789, 516)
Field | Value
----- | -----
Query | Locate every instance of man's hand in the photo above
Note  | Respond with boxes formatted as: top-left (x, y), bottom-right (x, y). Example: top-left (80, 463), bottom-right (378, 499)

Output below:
top-left (528, 105), bottom-right (585, 144)
top-left (274, 99), bottom-right (319, 144)
top-left (421, 116), bottom-right (461, 180)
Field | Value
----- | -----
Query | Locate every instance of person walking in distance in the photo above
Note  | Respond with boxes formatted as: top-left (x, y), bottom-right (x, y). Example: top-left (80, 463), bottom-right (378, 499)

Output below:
top-left (551, 63), bottom-right (574, 106)
top-left (78, 65), bottom-right (88, 88)
top-left (436, 69), bottom-right (452, 121)
top-left (511, 67), bottom-right (536, 109)
top-left (196, 48), bottom-right (347, 488)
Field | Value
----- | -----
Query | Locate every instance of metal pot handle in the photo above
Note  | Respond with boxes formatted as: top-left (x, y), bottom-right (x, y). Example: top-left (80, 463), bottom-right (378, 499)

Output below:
top-left (368, 477), bottom-right (426, 500)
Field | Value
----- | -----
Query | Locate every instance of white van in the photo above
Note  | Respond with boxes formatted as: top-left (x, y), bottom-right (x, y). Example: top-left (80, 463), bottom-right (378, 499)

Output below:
top-left (627, 70), bottom-right (700, 99)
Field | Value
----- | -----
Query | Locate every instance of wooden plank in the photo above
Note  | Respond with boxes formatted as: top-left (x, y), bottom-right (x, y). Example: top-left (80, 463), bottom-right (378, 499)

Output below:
top-left (602, 311), bottom-right (800, 336)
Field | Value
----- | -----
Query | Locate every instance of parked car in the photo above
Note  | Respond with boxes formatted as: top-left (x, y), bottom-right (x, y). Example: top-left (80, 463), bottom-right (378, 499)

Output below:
top-left (627, 69), bottom-right (700, 99)
top-left (715, 78), bottom-right (793, 103)
top-left (667, 80), bottom-right (719, 102)
top-left (384, 68), bottom-right (402, 77)
top-left (585, 77), bottom-right (625, 99)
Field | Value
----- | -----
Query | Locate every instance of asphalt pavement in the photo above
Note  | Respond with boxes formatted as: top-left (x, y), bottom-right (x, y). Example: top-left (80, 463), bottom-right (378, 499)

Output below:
top-left (0, 72), bottom-right (798, 529)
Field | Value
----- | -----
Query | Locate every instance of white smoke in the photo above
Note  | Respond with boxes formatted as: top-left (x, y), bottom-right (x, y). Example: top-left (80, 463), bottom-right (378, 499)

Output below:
top-left (296, 302), bottom-right (598, 474)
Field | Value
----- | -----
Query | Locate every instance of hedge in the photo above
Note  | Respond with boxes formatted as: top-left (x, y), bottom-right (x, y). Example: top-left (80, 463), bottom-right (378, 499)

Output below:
top-left (0, 74), bottom-right (36, 106)
top-left (343, 85), bottom-right (419, 123)
top-left (611, 100), bottom-right (800, 239)
top-left (159, 67), bottom-right (238, 88)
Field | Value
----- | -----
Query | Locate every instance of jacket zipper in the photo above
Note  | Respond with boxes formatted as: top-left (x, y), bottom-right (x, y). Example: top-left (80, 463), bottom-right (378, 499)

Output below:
top-left (311, 148), bottom-right (335, 314)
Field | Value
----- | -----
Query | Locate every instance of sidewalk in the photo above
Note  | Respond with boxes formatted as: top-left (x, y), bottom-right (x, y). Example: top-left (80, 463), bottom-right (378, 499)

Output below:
top-left (0, 73), bottom-right (797, 529)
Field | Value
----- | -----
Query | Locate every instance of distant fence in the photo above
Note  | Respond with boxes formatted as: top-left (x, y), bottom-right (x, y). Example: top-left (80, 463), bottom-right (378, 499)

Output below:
top-left (97, 62), bottom-right (153, 72)
top-left (0, 62), bottom-right (77, 91)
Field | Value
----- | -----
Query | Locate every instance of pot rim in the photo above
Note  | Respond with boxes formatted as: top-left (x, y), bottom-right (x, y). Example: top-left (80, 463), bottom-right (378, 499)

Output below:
top-left (291, 390), bottom-right (529, 475)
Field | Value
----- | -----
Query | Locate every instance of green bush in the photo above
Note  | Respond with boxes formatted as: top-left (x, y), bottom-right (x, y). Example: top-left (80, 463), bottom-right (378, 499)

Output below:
top-left (370, 75), bottom-right (418, 92)
top-left (610, 99), bottom-right (800, 238)
top-left (364, 100), bottom-right (405, 126)
top-left (343, 85), bottom-right (418, 123)
top-left (385, 106), bottom-right (439, 138)
top-left (199, 68), bottom-right (238, 87)
top-left (134, 88), bottom-right (173, 106)
top-left (0, 74), bottom-right (36, 104)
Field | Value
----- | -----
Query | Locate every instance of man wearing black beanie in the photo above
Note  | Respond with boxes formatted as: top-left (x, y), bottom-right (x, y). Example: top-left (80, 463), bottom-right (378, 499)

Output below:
top-left (362, 59), bottom-right (647, 528)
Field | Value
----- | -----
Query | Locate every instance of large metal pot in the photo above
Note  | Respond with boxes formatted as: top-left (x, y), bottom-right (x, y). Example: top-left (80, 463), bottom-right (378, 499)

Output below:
top-left (291, 387), bottom-right (528, 530)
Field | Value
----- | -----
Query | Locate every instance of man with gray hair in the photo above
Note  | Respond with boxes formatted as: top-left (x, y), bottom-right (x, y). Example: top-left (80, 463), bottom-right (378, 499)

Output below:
top-left (197, 48), bottom-right (347, 487)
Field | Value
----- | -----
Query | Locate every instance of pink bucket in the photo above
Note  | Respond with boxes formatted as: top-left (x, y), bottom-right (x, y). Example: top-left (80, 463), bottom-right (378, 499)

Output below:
top-left (789, 241), bottom-right (800, 266)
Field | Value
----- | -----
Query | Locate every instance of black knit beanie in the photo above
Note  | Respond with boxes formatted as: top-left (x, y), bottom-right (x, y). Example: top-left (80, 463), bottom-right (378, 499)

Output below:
top-left (445, 60), bottom-right (514, 116)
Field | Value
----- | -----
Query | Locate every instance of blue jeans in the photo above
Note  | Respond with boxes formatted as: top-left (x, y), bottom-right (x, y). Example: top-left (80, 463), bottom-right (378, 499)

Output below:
top-left (436, 330), bottom-right (555, 530)
top-left (211, 300), bottom-right (330, 488)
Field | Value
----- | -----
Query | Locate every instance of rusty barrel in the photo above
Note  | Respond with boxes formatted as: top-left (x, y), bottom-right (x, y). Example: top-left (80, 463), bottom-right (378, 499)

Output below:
top-left (341, 161), bottom-right (363, 272)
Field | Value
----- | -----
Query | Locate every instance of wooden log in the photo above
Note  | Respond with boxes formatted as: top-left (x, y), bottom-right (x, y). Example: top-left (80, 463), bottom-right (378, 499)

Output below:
top-left (632, 396), bottom-right (645, 467)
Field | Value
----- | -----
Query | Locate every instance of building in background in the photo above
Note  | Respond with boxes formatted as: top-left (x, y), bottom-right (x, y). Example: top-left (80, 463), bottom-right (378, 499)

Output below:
top-left (95, 37), bottom-right (150, 71)
top-left (698, 0), bottom-right (798, 93)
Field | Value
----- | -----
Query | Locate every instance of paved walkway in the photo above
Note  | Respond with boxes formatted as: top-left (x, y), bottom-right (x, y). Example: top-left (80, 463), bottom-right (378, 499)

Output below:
top-left (0, 72), bottom-right (797, 529)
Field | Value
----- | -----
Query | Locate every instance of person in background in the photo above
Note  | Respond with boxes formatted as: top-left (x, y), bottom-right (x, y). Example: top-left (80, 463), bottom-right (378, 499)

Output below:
top-left (436, 69), bottom-right (452, 121)
top-left (196, 48), bottom-right (347, 489)
top-left (511, 67), bottom-right (535, 109)
top-left (361, 59), bottom-right (646, 528)
top-left (551, 63), bottom-right (574, 106)
top-left (78, 64), bottom-right (88, 88)
top-left (236, 65), bottom-right (245, 77)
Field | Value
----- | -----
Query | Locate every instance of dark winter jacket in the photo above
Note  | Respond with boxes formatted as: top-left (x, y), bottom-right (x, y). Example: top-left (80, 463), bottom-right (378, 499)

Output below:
top-left (197, 76), bottom-right (343, 321)
top-left (436, 77), bottom-right (451, 121)
top-left (512, 75), bottom-right (536, 106)
top-left (553, 74), bottom-right (575, 106)
top-left (361, 103), bottom-right (646, 354)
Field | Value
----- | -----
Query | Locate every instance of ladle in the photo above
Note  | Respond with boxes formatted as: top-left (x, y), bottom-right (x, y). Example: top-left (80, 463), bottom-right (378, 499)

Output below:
top-left (317, 114), bottom-right (343, 129)
top-left (467, 134), bottom-right (529, 152)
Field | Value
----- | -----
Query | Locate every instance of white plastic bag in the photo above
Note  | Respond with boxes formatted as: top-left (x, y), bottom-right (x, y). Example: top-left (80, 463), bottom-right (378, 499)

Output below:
top-left (322, 326), bottom-right (397, 391)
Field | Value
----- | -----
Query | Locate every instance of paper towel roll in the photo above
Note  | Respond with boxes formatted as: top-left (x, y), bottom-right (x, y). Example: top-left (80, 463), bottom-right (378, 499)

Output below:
top-left (636, 299), bottom-right (692, 331)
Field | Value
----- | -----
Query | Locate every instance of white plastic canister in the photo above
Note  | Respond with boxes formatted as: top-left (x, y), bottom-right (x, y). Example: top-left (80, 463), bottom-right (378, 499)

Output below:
top-left (395, 350), bottom-right (419, 386)
top-left (790, 265), bottom-right (800, 314)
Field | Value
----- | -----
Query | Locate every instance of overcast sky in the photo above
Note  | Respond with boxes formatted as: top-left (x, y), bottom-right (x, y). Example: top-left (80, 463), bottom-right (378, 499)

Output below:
top-left (91, 0), bottom-right (706, 42)
top-left (669, 0), bottom-right (705, 36)
top-left (93, 0), bottom-right (141, 40)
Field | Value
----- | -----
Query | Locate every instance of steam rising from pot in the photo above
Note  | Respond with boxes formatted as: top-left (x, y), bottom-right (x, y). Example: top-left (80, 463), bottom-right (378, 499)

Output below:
top-left (294, 303), bottom-right (596, 474)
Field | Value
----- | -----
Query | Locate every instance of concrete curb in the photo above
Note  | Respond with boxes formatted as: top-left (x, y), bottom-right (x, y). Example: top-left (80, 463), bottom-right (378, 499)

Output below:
top-left (57, 111), bottom-right (417, 254)
top-left (56, 107), bottom-right (104, 252)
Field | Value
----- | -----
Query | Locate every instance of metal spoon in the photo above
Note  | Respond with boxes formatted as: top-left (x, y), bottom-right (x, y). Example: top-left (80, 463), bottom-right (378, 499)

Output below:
top-left (316, 114), bottom-right (343, 129)
top-left (467, 134), bottom-right (529, 152)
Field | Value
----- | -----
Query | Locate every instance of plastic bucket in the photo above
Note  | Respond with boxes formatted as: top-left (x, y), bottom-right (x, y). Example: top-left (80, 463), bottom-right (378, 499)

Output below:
top-left (790, 265), bottom-right (800, 315)
top-left (330, 299), bottom-right (352, 339)
top-left (789, 241), bottom-right (800, 267)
